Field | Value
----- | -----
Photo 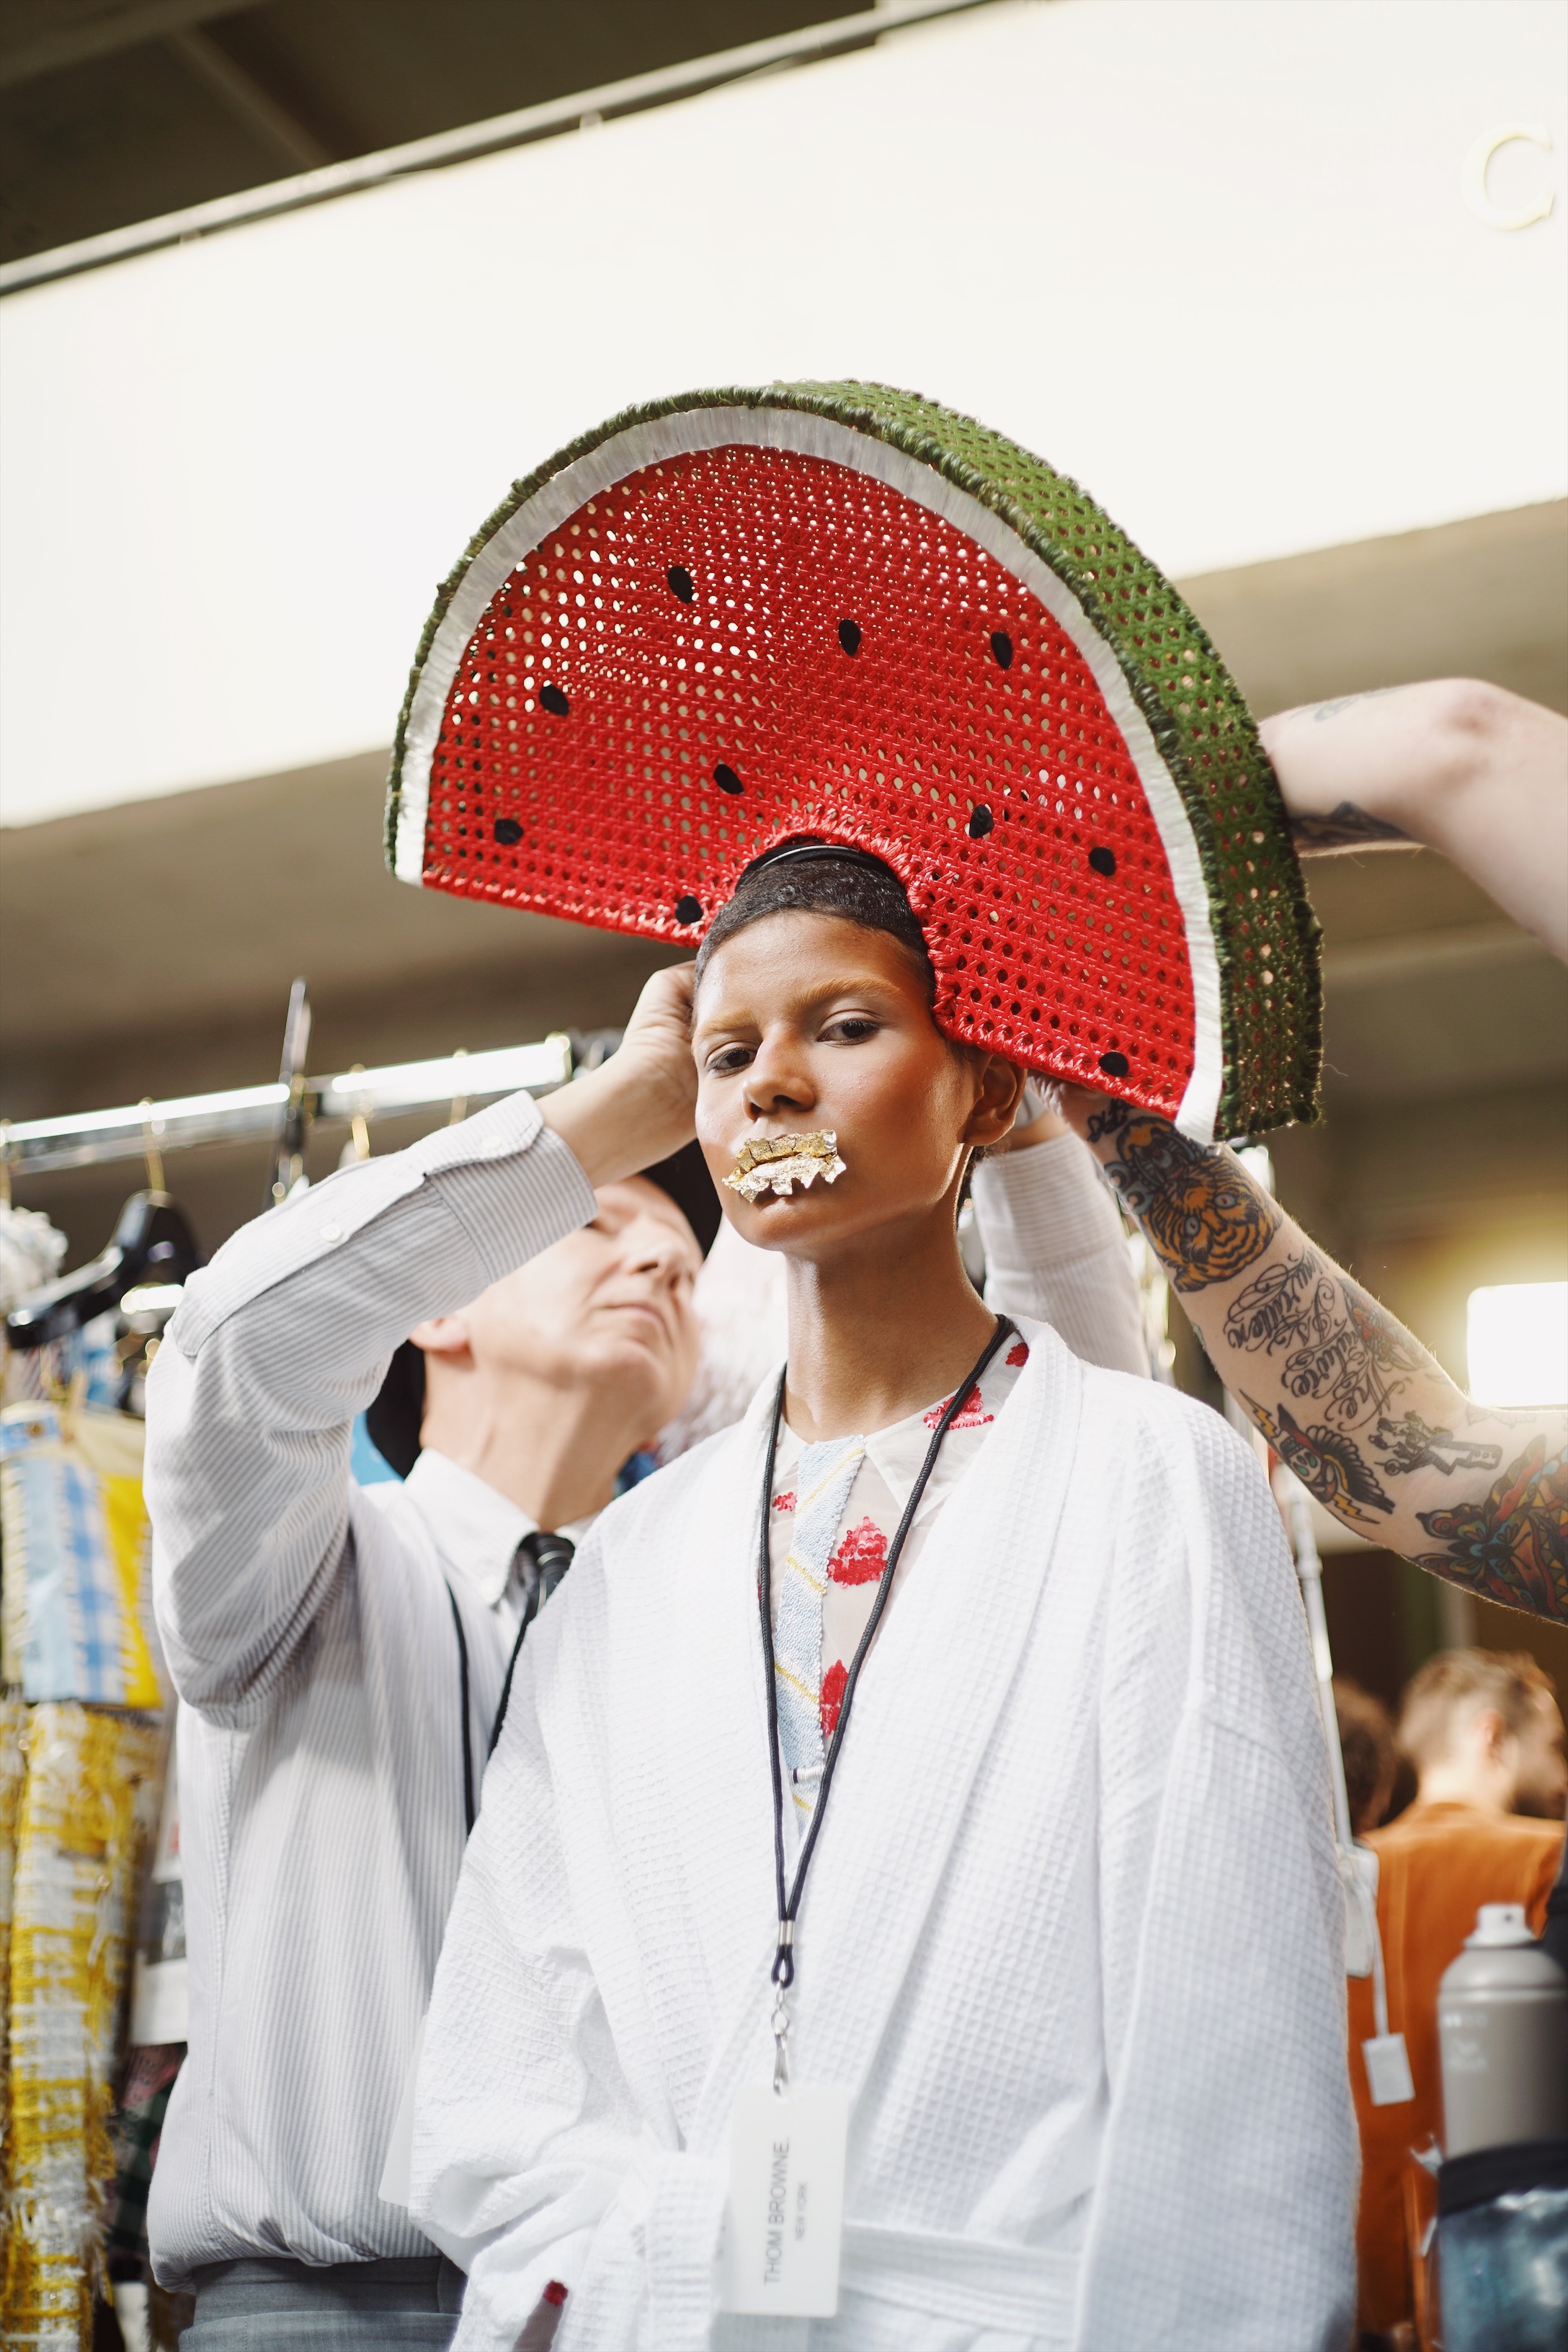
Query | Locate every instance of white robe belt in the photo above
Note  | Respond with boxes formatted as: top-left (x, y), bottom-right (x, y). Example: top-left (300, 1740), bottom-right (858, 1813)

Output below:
top-left (606, 2144), bottom-right (1086, 2342)
top-left (614, 2140), bottom-right (1077, 2346)
top-left (840, 2221), bottom-right (1078, 2335)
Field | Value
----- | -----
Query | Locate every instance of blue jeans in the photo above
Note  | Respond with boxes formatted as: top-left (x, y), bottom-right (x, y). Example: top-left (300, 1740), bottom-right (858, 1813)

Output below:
top-left (182, 2255), bottom-right (465, 2348)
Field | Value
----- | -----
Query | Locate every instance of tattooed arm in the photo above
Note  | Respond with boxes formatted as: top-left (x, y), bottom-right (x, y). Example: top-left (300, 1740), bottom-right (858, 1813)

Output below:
top-left (1066, 1097), bottom-right (1568, 1621)
top-left (1260, 680), bottom-right (1568, 962)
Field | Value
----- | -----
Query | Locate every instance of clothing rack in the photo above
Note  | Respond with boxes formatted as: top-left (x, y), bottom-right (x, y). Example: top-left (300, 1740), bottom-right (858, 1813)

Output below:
top-left (2, 1036), bottom-right (573, 1178)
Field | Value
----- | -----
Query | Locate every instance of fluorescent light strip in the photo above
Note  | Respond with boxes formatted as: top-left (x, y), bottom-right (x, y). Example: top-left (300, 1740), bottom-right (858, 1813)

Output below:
top-left (2, 1038), bottom-right (573, 1172)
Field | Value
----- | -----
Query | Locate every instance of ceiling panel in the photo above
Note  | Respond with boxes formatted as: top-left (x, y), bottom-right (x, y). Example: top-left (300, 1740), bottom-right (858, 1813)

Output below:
top-left (0, 0), bottom-right (865, 261)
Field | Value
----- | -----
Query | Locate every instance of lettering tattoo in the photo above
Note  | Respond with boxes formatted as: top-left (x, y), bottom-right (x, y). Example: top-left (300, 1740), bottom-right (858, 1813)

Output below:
top-left (1289, 801), bottom-right (1412, 852)
top-left (1415, 1439), bottom-right (1568, 1619)
top-left (1089, 1100), bottom-right (1568, 1617)
top-left (1083, 1110), bottom-right (1280, 1295)
top-left (1371, 1412), bottom-right (1503, 1479)
top-left (1244, 1396), bottom-right (1394, 1524)
top-left (1223, 1250), bottom-right (1425, 1427)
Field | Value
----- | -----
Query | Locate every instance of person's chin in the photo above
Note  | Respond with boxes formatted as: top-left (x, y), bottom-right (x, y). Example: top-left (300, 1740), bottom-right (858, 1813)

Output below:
top-left (582, 1321), bottom-right (671, 1382)
top-left (734, 1186), bottom-right (852, 1240)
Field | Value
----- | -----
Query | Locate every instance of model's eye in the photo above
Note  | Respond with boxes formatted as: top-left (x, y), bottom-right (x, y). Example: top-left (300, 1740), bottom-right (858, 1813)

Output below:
top-left (705, 1043), bottom-right (754, 1076)
top-left (821, 1015), bottom-right (879, 1044)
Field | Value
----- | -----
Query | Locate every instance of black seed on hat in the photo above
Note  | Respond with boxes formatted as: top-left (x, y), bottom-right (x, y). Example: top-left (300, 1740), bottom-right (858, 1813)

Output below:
top-left (1089, 846), bottom-right (1117, 878)
top-left (837, 618), bottom-right (862, 656)
top-left (667, 566), bottom-right (695, 603)
top-left (674, 894), bottom-right (703, 925)
top-left (989, 630), bottom-right (1013, 670)
top-left (493, 818), bottom-right (523, 845)
top-left (967, 805), bottom-right (994, 839)
top-left (539, 683), bottom-right (570, 716)
top-left (713, 762), bottom-right (743, 794)
top-left (1099, 1050), bottom-right (1130, 1078)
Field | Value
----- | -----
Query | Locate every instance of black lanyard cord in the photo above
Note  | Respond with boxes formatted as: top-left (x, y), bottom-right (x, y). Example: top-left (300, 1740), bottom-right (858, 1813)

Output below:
top-left (490, 1530), bottom-right (577, 1760)
top-left (757, 1315), bottom-right (1015, 1990)
top-left (489, 1595), bottom-right (538, 1763)
top-left (445, 1581), bottom-right (476, 1838)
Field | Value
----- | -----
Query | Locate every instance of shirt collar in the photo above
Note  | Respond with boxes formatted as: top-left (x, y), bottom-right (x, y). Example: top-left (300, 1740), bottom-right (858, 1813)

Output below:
top-left (403, 1449), bottom-right (537, 1609)
top-left (402, 1449), bottom-right (600, 1608)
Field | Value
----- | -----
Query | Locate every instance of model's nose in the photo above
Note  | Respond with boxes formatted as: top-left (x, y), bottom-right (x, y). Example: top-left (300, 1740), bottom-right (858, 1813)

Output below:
top-left (743, 1033), bottom-right (815, 1119)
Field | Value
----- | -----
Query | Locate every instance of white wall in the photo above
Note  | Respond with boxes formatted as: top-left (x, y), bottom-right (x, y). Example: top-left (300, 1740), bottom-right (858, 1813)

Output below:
top-left (1, 0), bottom-right (1562, 826)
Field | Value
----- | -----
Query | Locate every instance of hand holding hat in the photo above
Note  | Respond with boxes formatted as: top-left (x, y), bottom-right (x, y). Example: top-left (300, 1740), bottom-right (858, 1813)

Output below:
top-left (540, 963), bottom-right (697, 1188)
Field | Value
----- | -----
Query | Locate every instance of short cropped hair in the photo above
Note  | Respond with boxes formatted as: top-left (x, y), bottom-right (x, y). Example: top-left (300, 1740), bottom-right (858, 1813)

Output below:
top-left (1399, 1647), bottom-right (1556, 1772)
top-left (1335, 1678), bottom-right (1396, 1834)
top-left (693, 844), bottom-right (935, 1000)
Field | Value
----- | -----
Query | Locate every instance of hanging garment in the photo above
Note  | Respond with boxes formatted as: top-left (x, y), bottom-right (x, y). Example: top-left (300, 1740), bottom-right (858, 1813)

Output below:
top-left (1, 1703), bottom-right (162, 2349)
top-left (1, 1398), bottom-right (163, 1707)
top-left (0, 1694), bottom-right (26, 2199)
top-left (408, 1318), bottom-right (1355, 2352)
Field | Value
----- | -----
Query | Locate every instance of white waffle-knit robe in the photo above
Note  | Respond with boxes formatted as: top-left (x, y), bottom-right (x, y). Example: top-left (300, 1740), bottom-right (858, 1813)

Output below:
top-left (409, 1319), bottom-right (1355, 2351)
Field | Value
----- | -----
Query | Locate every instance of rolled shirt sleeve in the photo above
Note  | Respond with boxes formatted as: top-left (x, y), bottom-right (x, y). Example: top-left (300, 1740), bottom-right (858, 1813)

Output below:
top-left (971, 1132), bottom-right (1149, 1377)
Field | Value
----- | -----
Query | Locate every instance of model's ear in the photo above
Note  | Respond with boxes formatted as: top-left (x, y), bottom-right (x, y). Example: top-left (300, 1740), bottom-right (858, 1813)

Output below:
top-left (961, 1056), bottom-right (1029, 1150)
top-left (408, 1312), bottom-right (472, 1361)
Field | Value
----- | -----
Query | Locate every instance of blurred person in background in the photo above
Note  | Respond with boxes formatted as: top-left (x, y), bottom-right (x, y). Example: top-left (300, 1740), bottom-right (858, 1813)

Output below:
top-left (143, 963), bottom-right (1145, 2352)
top-left (1335, 1678), bottom-right (1398, 1838)
top-left (1350, 1650), bottom-right (1565, 2351)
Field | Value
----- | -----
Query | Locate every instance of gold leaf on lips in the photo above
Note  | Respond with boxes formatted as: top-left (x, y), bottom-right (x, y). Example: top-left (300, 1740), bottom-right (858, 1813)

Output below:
top-left (723, 1128), bottom-right (848, 1202)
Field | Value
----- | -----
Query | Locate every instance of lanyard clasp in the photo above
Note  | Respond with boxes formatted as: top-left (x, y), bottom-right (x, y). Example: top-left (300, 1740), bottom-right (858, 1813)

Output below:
top-left (771, 1919), bottom-right (795, 2094)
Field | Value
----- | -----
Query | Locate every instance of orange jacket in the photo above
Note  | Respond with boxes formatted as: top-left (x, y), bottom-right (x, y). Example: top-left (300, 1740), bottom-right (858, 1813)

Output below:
top-left (1350, 1799), bottom-right (1562, 2339)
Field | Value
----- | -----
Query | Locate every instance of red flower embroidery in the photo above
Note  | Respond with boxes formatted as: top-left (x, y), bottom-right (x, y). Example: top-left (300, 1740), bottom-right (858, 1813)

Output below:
top-left (829, 1517), bottom-right (888, 1585)
top-left (772, 1490), bottom-right (796, 1513)
top-left (1007, 1340), bottom-right (1030, 1368)
top-left (820, 1658), bottom-right (847, 1740)
top-left (923, 1384), bottom-right (992, 1430)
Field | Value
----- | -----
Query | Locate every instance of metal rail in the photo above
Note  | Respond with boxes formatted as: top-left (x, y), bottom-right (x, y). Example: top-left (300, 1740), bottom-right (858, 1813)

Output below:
top-left (0, 0), bottom-right (1000, 296)
top-left (1, 1038), bottom-right (572, 1177)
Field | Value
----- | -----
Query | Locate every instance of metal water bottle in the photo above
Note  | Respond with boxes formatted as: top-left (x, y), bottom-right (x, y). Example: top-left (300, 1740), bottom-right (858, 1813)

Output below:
top-left (1438, 1903), bottom-right (1568, 2156)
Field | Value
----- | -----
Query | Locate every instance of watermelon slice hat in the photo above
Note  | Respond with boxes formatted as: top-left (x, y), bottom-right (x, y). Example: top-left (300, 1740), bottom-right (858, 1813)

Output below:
top-left (386, 383), bottom-right (1320, 1140)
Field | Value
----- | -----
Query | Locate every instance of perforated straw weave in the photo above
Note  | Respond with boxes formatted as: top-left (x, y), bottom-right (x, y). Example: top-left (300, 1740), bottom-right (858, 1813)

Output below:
top-left (387, 385), bottom-right (1320, 1139)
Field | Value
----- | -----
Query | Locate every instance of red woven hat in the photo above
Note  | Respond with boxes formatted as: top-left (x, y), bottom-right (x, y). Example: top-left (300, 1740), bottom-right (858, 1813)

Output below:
top-left (387, 383), bottom-right (1319, 1140)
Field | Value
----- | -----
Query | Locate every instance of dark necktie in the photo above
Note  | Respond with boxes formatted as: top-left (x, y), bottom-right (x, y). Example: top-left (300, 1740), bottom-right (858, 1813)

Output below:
top-left (489, 1528), bottom-right (576, 1755)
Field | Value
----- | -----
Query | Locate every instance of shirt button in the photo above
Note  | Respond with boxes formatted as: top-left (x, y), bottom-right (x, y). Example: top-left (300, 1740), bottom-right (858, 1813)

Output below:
top-left (320, 1224), bottom-right (343, 1243)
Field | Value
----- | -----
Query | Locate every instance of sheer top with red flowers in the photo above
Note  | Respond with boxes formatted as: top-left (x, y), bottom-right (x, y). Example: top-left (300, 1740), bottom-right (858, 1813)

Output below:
top-left (766, 1332), bottom-right (1031, 1823)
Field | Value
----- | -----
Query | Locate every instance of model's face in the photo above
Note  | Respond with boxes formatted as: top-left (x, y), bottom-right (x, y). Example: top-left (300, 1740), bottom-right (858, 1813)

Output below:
top-left (691, 912), bottom-right (1023, 1259)
top-left (455, 1177), bottom-right (702, 1438)
top-left (1510, 1694), bottom-right (1568, 1819)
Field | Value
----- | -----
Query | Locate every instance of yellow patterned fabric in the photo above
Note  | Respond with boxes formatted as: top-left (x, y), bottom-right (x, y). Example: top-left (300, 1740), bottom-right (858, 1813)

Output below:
top-left (2, 1705), bottom-right (161, 2350)
top-left (0, 1698), bottom-right (27, 2202)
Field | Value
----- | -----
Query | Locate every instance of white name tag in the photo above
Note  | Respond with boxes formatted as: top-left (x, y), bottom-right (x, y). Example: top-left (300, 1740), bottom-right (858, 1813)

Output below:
top-left (1363, 2031), bottom-right (1415, 2106)
top-left (720, 2083), bottom-right (847, 2317)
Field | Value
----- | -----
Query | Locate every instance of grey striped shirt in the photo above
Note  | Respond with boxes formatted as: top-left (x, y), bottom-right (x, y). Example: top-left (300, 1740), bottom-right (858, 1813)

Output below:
top-left (143, 1098), bottom-right (1143, 2285)
top-left (145, 1092), bottom-right (596, 2285)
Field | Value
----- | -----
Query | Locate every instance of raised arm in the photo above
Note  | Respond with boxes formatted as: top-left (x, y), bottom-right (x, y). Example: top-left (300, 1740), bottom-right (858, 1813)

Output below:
top-left (147, 967), bottom-right (696, 1716)
top-left (1065, 1097), bottom-right (1568, 1622)
top-left (1260, 680), bottom-right (1568, 963)
top-left (971, 1105), bottom-right (1149, 1376)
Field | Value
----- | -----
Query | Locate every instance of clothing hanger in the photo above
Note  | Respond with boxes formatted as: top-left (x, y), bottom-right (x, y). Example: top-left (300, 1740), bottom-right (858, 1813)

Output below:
top-left (269, 977), bottom-right (313, 1206)
top-left (4, 1188), bottom-right (204, 1352)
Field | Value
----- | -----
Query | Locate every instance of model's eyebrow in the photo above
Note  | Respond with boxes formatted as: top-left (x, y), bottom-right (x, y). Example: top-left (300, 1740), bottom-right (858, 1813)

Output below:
top-left (692, 972), bottom-right (906, 1042)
